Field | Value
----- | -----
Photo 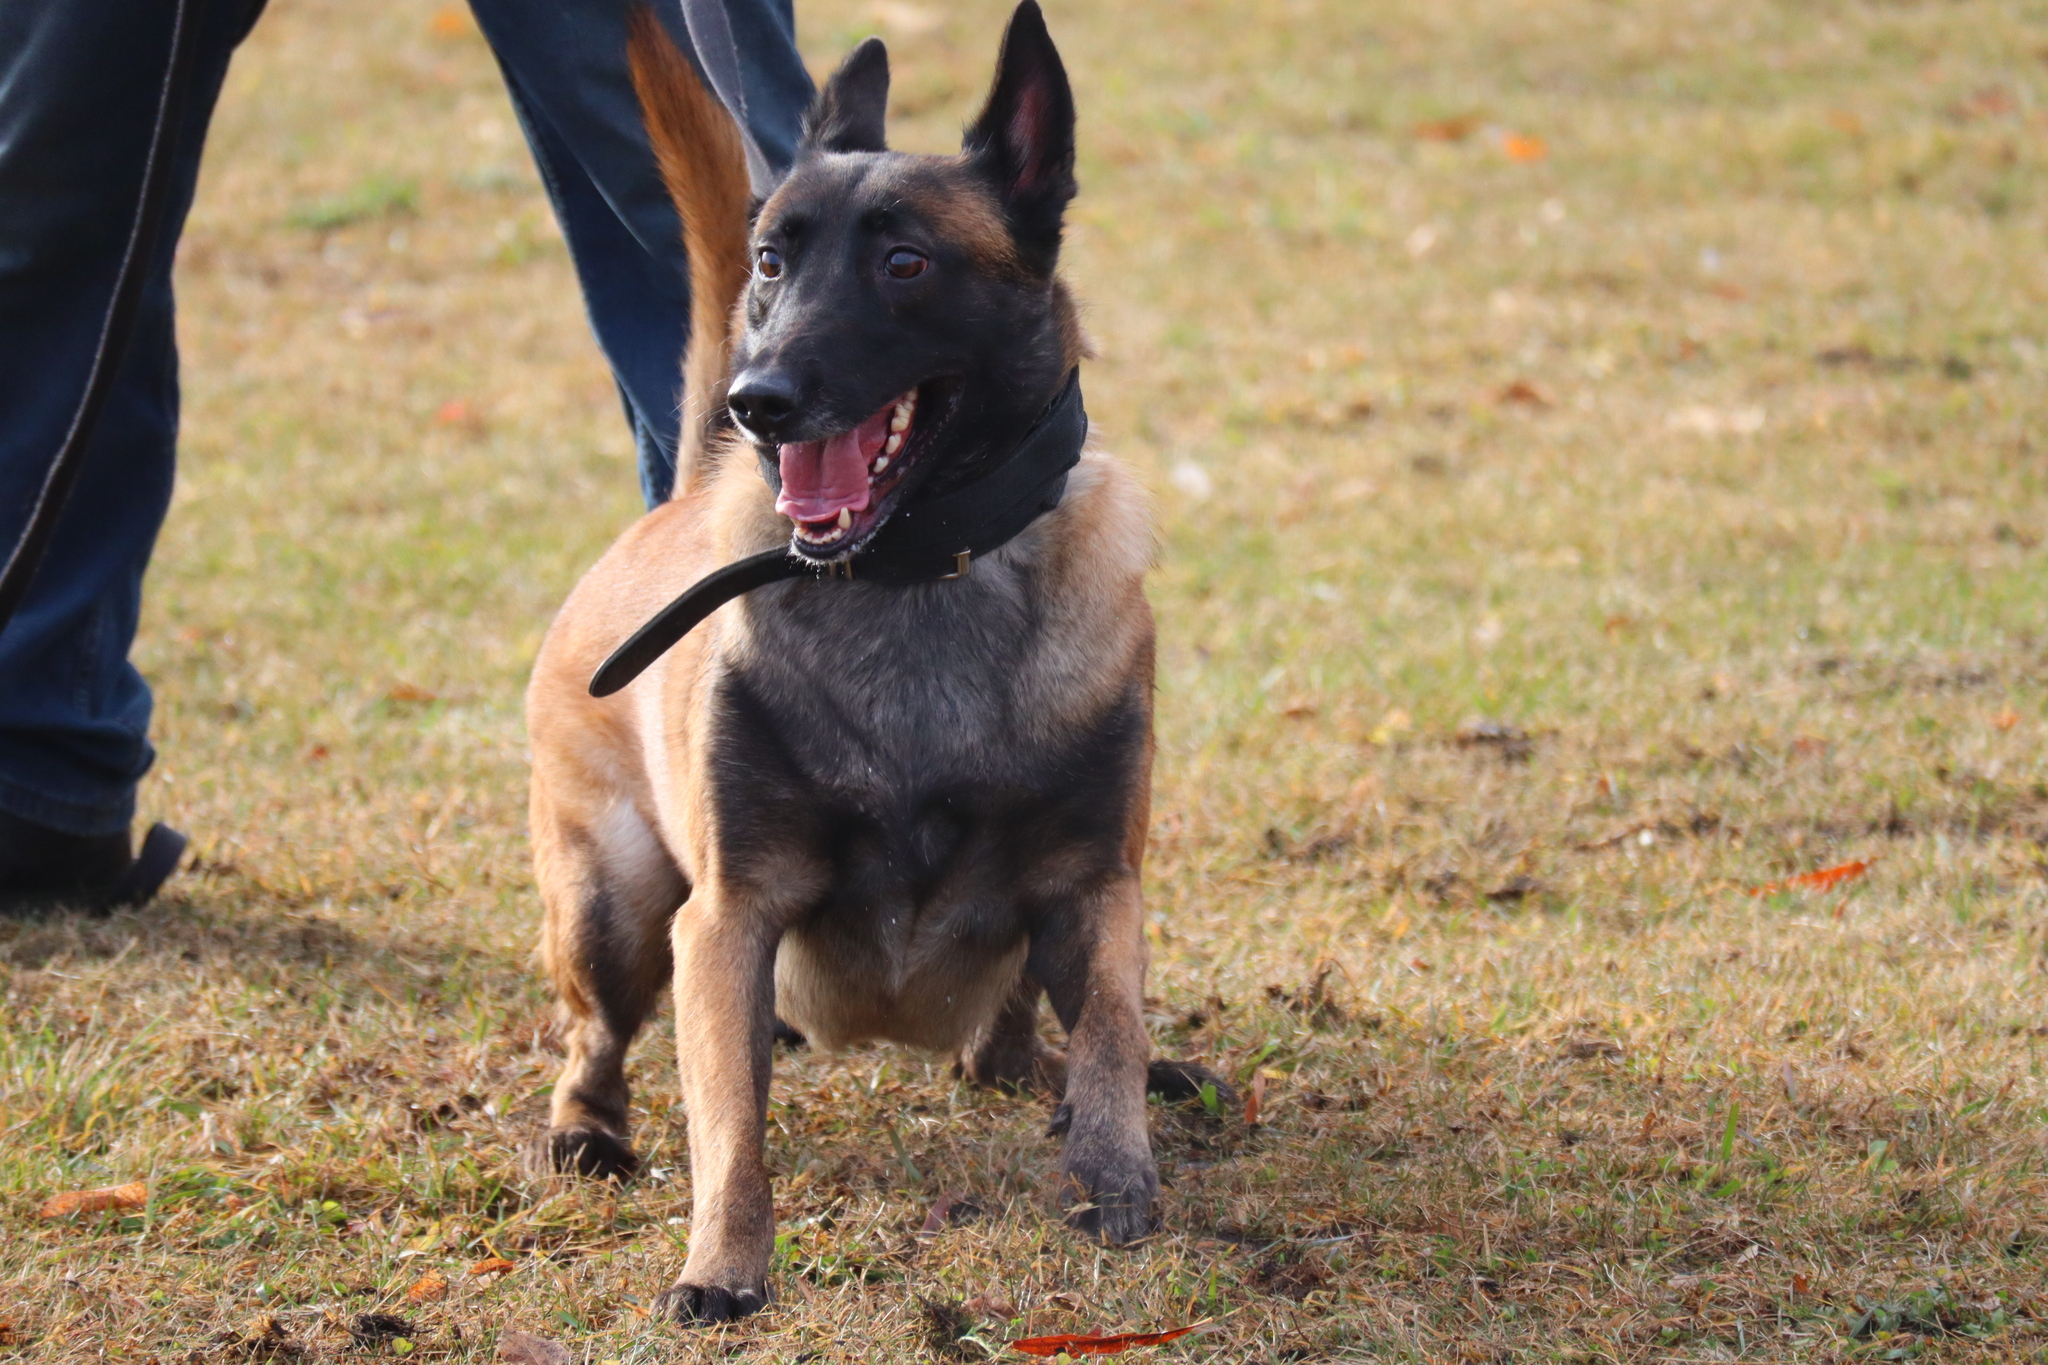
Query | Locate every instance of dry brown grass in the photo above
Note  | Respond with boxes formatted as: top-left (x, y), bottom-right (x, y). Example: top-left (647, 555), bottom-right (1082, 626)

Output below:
top-left (4, 0), bottom-right (2047, 1360)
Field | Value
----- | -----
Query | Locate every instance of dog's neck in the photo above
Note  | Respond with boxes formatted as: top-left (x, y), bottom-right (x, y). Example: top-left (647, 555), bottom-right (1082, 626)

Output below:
top-left (587, 370), bottom-right (1088, 697)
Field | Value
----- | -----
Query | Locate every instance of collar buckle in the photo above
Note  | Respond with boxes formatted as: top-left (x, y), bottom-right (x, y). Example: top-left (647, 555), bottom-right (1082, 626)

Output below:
top-left (940, 550), bottom-right (972, 580)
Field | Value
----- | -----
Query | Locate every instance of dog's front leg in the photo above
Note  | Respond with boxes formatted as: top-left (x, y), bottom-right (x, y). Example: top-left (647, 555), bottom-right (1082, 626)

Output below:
top-left (1031, 870), bottom-right (1158, 1245)
top-left (655, 884), bottom-right (780, 1323)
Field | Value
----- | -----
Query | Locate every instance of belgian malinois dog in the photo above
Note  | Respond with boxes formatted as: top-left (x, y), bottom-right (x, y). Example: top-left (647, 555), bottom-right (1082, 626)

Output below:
top-left (523, 1), bottom-right (1222, 1321)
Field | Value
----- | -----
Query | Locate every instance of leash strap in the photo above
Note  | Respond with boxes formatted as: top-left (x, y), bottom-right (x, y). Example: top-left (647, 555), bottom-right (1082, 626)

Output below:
top-left (588, 370), bottom-right (1086, 697)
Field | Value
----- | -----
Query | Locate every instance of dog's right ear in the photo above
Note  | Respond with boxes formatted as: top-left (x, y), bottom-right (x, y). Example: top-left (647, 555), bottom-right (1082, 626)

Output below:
top-left (800, 37), bottom-right (890, 154)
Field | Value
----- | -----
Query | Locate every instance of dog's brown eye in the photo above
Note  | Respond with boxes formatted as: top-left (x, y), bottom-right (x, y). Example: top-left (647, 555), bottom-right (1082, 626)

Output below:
top-left (756, 248), bottom-right (784, 280)
top-left (884, 248), bottom-right (928, 279)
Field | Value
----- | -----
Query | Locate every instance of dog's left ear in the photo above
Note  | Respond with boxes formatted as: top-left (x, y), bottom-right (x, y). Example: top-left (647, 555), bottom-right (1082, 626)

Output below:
top-left (963, 0), bottom-right (1075, 272)
top-left (801, 37), bottom-right (890, 154)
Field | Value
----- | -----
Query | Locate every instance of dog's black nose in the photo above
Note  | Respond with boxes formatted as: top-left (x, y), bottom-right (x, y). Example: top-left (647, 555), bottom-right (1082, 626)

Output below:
top-left (727, 371), bottom-right (800, 438)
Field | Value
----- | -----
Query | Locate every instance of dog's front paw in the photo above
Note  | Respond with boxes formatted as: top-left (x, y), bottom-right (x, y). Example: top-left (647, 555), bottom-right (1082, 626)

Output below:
top-left (524, 1127), bottom-right (639, 1181)
top-left (654, 1281), bottom-right (768, 1325)
top-left (1058, 1149), bottom-right (1160, 1246)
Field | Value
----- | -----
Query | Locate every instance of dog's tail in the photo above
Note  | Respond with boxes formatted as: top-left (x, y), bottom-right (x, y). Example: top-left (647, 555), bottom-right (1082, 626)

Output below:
top-left (627, 8), bottom-right (754, 497)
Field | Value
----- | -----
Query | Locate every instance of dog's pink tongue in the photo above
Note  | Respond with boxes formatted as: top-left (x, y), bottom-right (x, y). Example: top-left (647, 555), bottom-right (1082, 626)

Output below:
top-left (776, 409), bottom-right (888, 522)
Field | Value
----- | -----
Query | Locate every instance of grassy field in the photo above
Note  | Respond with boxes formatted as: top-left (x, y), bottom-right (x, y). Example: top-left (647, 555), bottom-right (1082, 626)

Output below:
top-left (5, 0), bottom-right (2048, 1359)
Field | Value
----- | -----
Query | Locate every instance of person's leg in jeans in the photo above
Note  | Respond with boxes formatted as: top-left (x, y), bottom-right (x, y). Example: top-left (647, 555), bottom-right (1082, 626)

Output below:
top-left (0, 0), bottom-right (268, 903)
top-left (466, 0), bottom-right (812, 505)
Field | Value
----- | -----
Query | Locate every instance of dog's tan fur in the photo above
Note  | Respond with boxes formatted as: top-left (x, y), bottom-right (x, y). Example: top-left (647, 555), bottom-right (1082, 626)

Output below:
top-left (524, 9), bottom-right (1181, 1318)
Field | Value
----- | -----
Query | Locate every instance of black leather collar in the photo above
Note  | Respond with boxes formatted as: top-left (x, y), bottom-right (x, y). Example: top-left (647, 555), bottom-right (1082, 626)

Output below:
top-left (588, 369), bottom-right (1086, 697)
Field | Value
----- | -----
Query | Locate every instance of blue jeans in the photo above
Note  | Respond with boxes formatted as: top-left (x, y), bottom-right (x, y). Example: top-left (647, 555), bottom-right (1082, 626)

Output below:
top-left (0, 0), bottom-right (811, 837)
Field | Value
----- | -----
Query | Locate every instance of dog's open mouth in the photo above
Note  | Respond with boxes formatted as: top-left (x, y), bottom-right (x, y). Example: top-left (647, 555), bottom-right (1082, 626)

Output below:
top-left (774, 384), bottom-right (948, 559)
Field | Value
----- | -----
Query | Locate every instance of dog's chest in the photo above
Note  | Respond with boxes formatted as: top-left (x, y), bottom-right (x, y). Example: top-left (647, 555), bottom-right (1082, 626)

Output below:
top-left (736, 564), bottom-right (1055, 791)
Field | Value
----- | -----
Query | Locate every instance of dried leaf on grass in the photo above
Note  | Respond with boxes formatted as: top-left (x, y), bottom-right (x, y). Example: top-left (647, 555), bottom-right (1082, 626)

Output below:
top-left (39, 1181), bottom-right (147, 1218)
top-left (1413, 115), bottom-right (1478, 142)
top-left (1502, 132), bottom-right (1548, 161)
top-left (1011, 1322), bottom-right (1205, 1356)
top-left (496, 1331), bottom-right (573, 1365)
top-left (218, 1316), bottom-right (305, 1360)
top-left (468, 1258), bottom-right (519, 1278)
top-left (1747, 859), bottom-right (1874, 896)
top-left (404, 1269), bottom-right (448, 1303)
top-left (966, 1292), bottom-right (1020, 1320)
top-left (1245, 1072), bottom-right (1267, 1126)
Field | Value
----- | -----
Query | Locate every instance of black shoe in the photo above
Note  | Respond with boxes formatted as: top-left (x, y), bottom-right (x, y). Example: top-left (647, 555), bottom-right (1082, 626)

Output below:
top-left (0, 809), bottom-right (187, 915)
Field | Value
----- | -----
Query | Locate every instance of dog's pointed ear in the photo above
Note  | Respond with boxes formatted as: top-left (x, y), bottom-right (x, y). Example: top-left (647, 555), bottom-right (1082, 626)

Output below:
top-left (962, 1), bottom-right (1075, 272)
top-left (800, 37), bottom-right (890, 154)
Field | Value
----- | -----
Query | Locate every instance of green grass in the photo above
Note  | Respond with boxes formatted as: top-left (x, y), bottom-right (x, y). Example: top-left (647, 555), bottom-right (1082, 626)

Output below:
top-left (4, 0), bottom-right (2047, 1360)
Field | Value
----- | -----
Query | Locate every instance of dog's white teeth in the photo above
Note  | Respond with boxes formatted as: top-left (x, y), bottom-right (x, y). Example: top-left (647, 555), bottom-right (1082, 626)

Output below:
top-left (890, 402), bottom-right (912, 433)
top-left (872, 454), bottom-right (890, 473)
top-left (837, 507), bottom-right (852, 529)
top-left (883, 432), bottom-right (903, 456)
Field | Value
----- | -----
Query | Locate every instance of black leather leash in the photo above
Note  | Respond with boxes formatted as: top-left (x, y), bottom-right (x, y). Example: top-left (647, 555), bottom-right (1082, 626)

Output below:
top-left (588, 368), bottom-right (1086, 697)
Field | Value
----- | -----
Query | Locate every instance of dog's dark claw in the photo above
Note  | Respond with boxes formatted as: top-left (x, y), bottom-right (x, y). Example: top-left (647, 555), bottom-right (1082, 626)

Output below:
top-left (1046, 1102), bottom-right (1072, 1138)
top-left (1146, 1058), bottom-right (1236, 1109)
top-left (655, 1282), bottom-right (768, 1324)
top-left (772, 1017), bottom-right (808, 1049)
top-left (524, 1127), bottom-right (639, 1181)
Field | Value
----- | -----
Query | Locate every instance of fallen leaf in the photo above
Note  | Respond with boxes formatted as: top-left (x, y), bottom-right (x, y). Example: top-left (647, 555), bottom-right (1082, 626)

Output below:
top-left (404, 1270), bottom-right (448, 1304)
top-left (1413, 115), bottom-right (1478, 142)
top-left (966, 1292), bottom-right (1020, 1320)
top-left (39, 1181), bottom-right (148, 1219)
top-left (1993, 709), bottom-right (2020, 731)
top-left (385, 682), bottom-right (438, 705)
top-left (496, 1331), bottom-right (573, 1365)
top-left (306, 744), bottom-right (330, 761)
top-left (1495, 379), bottom-right (1549, 407)
top-left (427, 6), bottom-right (472, 38)
top-left (1245, 1072), bottom-right (1266, 1127)
top-left (468, 1258), bottom-right (518, 1278)
top-left (1792, 1273), bottom-right (1811, 1296)
top-left (1564, 1037), bottom-right (1624, 1060)
top-left (1501, 132), bottom-right (1548, 161)
top-left (1011, 1323), bottom-right (1205, 1357)
top-left (1747, 859), bottom-right (1874, 897)
top-left (919, 1191), bottom-right (954, 1238)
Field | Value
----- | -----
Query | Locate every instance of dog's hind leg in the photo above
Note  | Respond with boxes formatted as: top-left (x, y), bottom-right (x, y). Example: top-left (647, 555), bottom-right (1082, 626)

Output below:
top-left (1029, 870), bottom-right (1159, 1245)
top-left (528, 790), bottom-right (685, 1181)
top-left (959, 973), bottom-right (1068, 1094)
